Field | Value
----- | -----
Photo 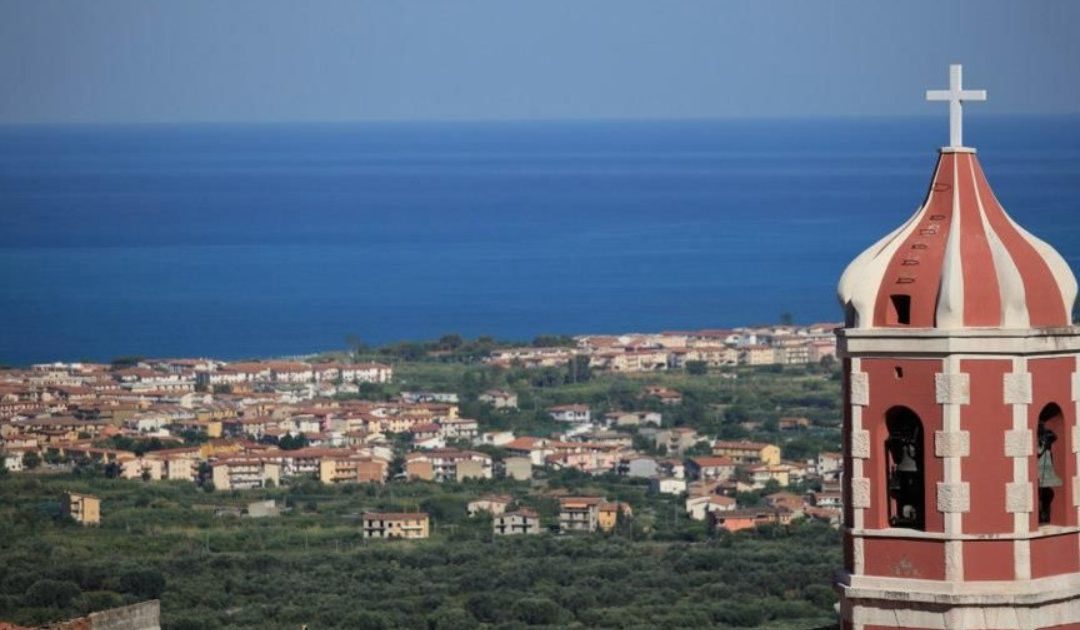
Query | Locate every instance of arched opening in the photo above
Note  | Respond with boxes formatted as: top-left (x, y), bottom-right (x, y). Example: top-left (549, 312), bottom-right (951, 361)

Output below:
top-left (885, 406), bottom-right (925, 530)
top-left (1037, 403), bottom-right (1066, 526)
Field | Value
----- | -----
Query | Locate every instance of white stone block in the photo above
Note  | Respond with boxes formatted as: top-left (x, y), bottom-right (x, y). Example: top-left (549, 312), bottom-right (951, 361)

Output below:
top-left (936, 482), bottom-right (970, 513)
top-left (1074, 425), bottom-right (1080, 454)
top-left (1003, 371), bottom-right (1033, 405)
top-left (851, 478), bottom-right (871, 509)
top-left (1073, 477), bottom-right (1080, 507)
top-left (850, 371), bottom-right (869, 406)
top-left (851, 429), bottom-right (871, 459)
top-left (934, 430), bottom-right (970, 458)
top-left (1004, 429), bottom-right (1033, 458)
top-left (1006, 482), bottom-right (1033, 513)
top-left (1072, 370), bottom-right (1080, 402)
top-left (935, 373), bottom-right (970, 405)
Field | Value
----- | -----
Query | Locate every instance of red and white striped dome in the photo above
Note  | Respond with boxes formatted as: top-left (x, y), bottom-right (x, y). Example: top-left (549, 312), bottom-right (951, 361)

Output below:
top-left (838, 149), bottom-right (1076, 329)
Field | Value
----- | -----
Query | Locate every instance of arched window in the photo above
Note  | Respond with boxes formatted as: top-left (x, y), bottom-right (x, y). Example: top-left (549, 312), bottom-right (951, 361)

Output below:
top-left (885, 406), bottom-right (925, 530)
top-left (1037, 403), bottom-right (1066, 526)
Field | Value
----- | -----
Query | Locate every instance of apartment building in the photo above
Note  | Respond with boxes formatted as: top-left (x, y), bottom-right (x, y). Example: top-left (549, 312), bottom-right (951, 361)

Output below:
top-left (493, 509), bottom-right (541, 536)
top-left (361, 512), bottom-right (430, 539)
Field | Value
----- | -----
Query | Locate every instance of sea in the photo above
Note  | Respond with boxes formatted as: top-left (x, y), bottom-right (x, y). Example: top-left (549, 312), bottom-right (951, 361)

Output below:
top-left (1, 117), bottom-right (1079, 366)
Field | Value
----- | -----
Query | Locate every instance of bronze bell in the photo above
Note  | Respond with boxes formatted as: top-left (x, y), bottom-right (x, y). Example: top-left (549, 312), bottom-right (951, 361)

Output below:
top-left (894, 446), bottom-right (919, 473)
top-left (1039, 452), bottom-right (1064, 488)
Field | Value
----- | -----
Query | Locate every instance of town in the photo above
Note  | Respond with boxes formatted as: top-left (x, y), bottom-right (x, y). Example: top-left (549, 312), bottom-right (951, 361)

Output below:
top-left (1, 322), bottom-right (843, 535)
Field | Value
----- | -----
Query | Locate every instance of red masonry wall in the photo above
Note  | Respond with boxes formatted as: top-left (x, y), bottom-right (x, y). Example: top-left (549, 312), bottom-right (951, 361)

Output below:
top-left (962, 539), bottom-right (1014, 581)
top-left (863, 537), bottom-right (946, 580)
top-left (961, 359), bottom-right (1014, 535)
top-left (1031, 533), bottom-right (1080, 579)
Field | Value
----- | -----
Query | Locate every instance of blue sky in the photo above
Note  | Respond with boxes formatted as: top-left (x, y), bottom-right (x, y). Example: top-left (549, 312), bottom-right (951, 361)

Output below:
top-left (1, 0), bottom-right (1077, 123)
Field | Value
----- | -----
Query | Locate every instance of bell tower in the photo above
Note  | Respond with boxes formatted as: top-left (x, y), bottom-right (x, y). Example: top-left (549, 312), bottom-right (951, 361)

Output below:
top-left (835, 65), bottom-right (1080, 630)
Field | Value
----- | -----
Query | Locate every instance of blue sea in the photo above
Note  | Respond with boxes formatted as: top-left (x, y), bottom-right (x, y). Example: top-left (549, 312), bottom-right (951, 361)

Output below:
top-left (1, 117), bottom-right (1079, 365)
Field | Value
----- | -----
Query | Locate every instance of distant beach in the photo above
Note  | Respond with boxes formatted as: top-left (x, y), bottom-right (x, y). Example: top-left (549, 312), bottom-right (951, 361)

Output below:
top-left (2, 116), bottom-right (1079, 365)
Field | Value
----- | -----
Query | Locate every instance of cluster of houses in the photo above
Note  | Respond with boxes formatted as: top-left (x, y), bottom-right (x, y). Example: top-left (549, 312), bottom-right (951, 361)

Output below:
top-left (486, 324), bottom-right (840, 371)
top-left (1, 352), bottom-right (845, 536)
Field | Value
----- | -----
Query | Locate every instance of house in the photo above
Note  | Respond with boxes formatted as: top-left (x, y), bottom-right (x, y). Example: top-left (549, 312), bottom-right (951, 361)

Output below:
top-left (493, 509), bottom-right (541, 536)
top-left (602, 410), bottom-right (662, 428)
top-left (685, 456), bottom-right (736, 482)
top-left (549, 404), bottom-right (591, 423)
top-left (815, 451), bottom-right (843, 479)
top-left (504, 437), bottom-right (557, 466)
top-left (686, 494), bottom-right (736, 521)
top-left (749, 463), bottom-right (802, 489)
top-left (738, 344), bottom-right (776, 366)
top-left (341, 363), bottom-right (393, 384)
top-left (361, 512), bottom-right (429, 539)
top-left (765, 491), bottom-right (806, 515)
top-left (712, 440), bottom-right (781, 466)
top-left (644, 387), bottom-right (683, 405)
top-left (474, 430), bottom-right (515, 447)
top-left (597, 502), bottom-right (632, 532)
top-left (707, 507), bottom-right (794, 533)
top-left (503, 456), bottom-right (533, 481)
top-left (649, 476), bottom-right (687, 495)
top-left (211, 457), bottom-right (280, 490)
top-left (121, 457), bottom-right (165, 481)
top-left (809, 489), bottom-right (843, 509)
top-left (440, 418), bottom-right (479, 441)
top-left (405, 449), bottom-right (493, 482)
top-left (616, 455), bottom-right (658, 478)
top-left (62, 492), bottom-right (101, 526)
top-left (246, 499), bottom-right (280, 518)
top-left (778, 416), bottom-right (811, 431)
top-left (319, 456), bottom-right (388, 484)
top-left (479, 389), bottom-right (518, 409)
top-left (1, 450), bottom-right (25, 472)
top-left (657, 459), bottom-right (686, 480)
top-left (468, 495), bottom-right (513, 517)
top-left (400, 391), bottom-right (458, 404)
top-left (559, 497), bottom-right (604, 533)
top-left (653, 427), bottom-right (699, 455)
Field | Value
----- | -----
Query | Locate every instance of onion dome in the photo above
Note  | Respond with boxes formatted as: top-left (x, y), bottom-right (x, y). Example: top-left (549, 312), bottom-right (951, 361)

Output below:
top-left (838, 148), bottom-right (1076, 329)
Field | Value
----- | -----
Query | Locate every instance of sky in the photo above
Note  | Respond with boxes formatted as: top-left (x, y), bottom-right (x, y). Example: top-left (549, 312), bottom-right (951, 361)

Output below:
top-left (0, 0), bottom-right (1078, 124)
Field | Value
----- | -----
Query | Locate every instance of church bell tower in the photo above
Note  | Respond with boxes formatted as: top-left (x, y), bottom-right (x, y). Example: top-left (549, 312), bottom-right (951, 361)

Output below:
top-left (836, 65), bottom-right (1080, 630)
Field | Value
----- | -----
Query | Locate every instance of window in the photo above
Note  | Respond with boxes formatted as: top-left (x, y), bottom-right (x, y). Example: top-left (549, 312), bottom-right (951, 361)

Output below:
top-left (889, 294), bottom-right (911, 325)
top-left (885, 406), bottom-right (924, 530)
top-left (1037, 403), bottom-right (1066, 526)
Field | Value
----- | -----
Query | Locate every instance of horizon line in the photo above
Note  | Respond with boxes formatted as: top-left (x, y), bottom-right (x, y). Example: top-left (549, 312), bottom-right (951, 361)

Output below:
top-left (2, 112), bottom-right (1079, 129)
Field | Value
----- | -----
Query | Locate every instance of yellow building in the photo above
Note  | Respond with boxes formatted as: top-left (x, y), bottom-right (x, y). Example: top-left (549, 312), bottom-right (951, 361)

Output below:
top-left (598, 502), bottom-right (632, 533)
top-left (319, 457), bottom-right (388, 484)
top-left (711, 440), bottom-right (781, 466)
top-left (361, 512), bottom-right (430, 539)
top-left (62, 492), bottom-right (101, 526)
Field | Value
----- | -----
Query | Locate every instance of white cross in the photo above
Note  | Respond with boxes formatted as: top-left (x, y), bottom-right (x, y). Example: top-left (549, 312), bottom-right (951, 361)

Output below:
top-left (926, 64), bottom-right (987, 148)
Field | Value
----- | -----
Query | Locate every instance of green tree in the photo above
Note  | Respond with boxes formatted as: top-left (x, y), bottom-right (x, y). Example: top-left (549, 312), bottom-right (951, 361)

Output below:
top-left (109, 356), bottom-right (143, 369)
top-left (116, 569), bottom-right (165, 599)
top-left (685, 360), bottom-right (708, 375)
top-left (23, 579), bottom-right (81, 608)
top-left (22, 451), bottom-right (41, 470)
top-left (512, 598), bottom-right (564, 626)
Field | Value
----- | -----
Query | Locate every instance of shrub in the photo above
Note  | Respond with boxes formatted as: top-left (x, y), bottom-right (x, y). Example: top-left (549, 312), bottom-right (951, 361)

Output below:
top-left (23, 579), bottom-right (81, 608)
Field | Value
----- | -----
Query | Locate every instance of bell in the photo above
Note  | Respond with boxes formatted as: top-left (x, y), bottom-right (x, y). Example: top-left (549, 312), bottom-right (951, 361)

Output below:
top-left (1039, 451), bottom-right (1064, 488)
top-left (894, 448), bottom-right (919, 473)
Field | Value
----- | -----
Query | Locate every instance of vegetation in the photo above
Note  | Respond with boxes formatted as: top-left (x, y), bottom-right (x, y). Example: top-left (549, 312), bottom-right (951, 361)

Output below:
top-left (0, 473), bottom-right (839, 629)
